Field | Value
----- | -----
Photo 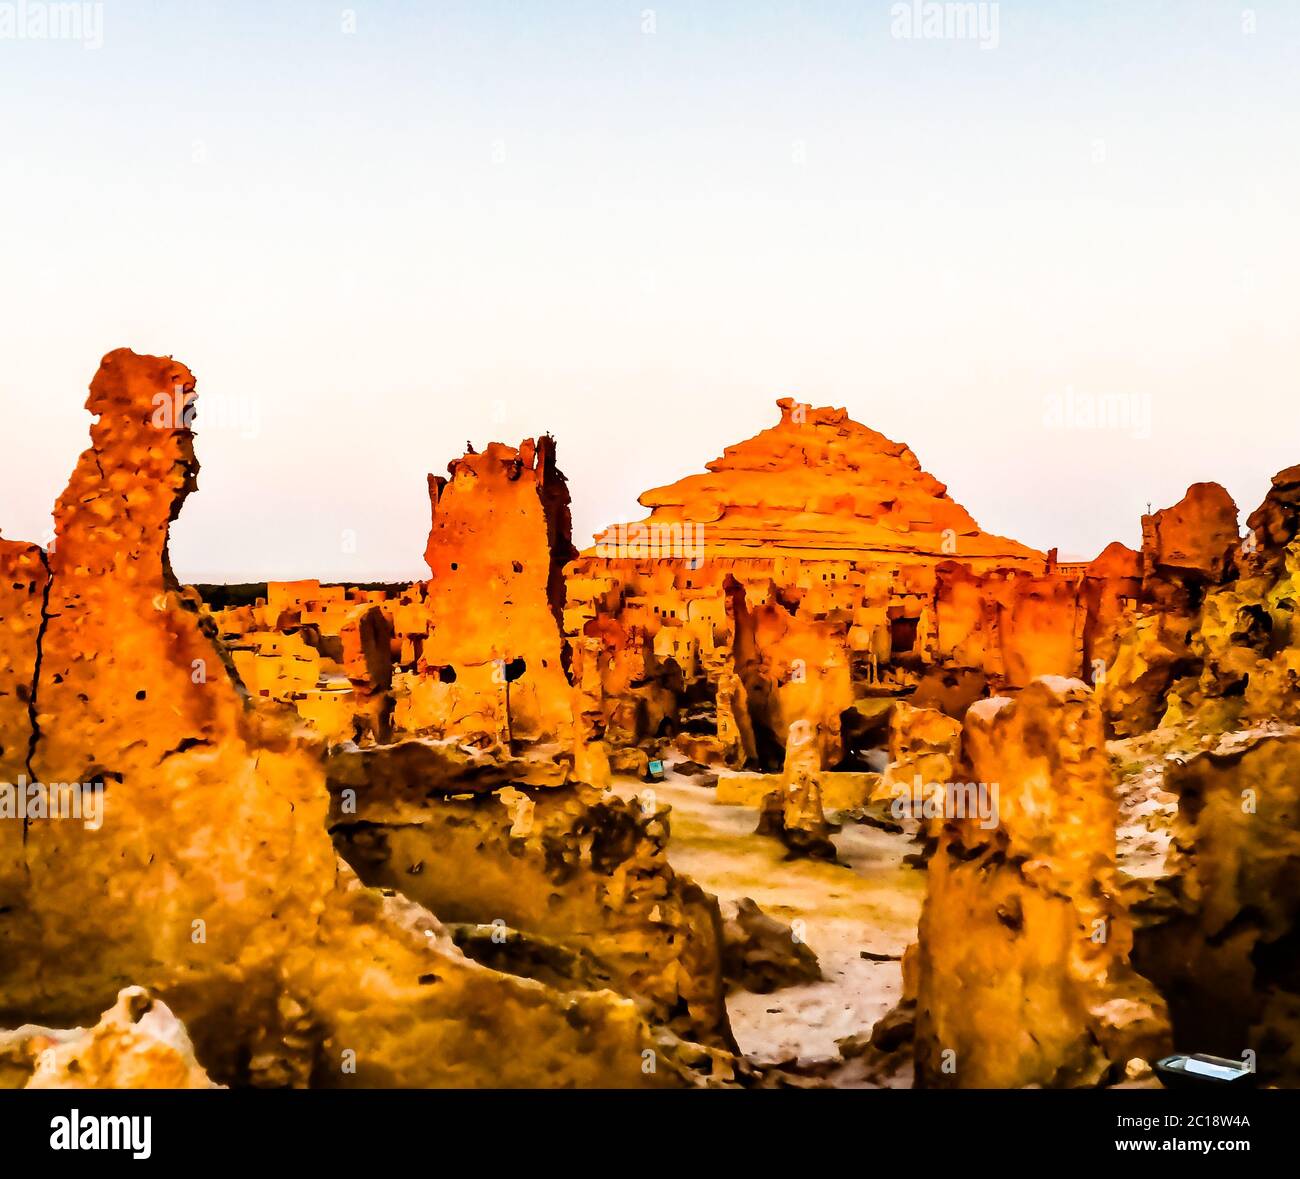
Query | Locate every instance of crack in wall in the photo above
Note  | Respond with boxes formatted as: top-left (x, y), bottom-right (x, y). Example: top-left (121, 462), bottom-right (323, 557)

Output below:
top-left (21, 544), bottom-right (54, 850)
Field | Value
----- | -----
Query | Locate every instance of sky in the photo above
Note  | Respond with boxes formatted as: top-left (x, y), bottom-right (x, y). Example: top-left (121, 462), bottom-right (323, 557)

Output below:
top-left (0, 0), bottom-right (1297, 581)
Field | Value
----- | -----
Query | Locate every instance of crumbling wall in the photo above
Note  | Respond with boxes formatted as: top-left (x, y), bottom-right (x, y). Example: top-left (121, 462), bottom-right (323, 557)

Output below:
top-left (733, 593), bottom-right (852, 770)
top-left (330, 780), bottom-right (735, 1049)
top-left (878, 701), bottom-right (962, 841)
top-left (417, 438), bottom-right (576, 749)
top-left (0, 349), bottom-right (698, 1089)
top-left (914, 677), bottom-right (1169, 1087)
top-left (1101, 483), bottom-right (1240, 735)
top-left (1131, 731), bottom-right (1300, 1082)
top-left (0, 539), bottom-right (48, 966)
top-left (936, 565), bottom-right (1085, 689)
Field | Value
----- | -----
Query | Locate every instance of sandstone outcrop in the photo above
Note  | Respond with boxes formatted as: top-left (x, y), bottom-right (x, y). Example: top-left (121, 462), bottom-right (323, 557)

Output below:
top-left (1100, 483), bottom-right (1241, 734)
top-left (914, 678), bottom-right (1169, 1087)
top-left (1141, 482), bottom-right (1240, 606)
top-left (908, 665), bottom-right (986, 718)
top-left (1091, 466), bottom-right (1300, 1083)
top-left (1130, 730), bottom-right (1300, 1082)
top-left (1099, 613), bottom-right (1194, 736)
top-left (0, 535), bottom-right (47, 961)
top-left (1100, 474), bottom-right (1300, 737)
top-left (754, 741), bottom-right (839, 861)
top-left (6, 987), bottom-right (220, 1090)
top-left (718, 897), bottom-right (822, 994)
top-left (330, 778), bottom-right (735, 1048)
top-left (733, 595), bottom-right (853, 770)
top-left (0, 349), bottom-right (707, 1089)
top-left (566, 401), bottom-right (1143, 778)
top-left (881, 702), bottom-right (962, 797)
top-left (622, 398), bottom-right (1044, 567)
top-left (415, 438), bottom-right (576, 750)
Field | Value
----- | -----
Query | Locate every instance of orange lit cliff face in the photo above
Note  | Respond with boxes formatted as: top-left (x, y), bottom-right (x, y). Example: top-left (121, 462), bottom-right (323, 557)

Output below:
top-left (565, 399), bottom-right (1141, 774)
top-left (0, 538), bottom-right (47, 946)
top-left (915, 678), bottom-right (1169, 1088)
top-left (417, 437), bottom-right (577, 748)
top-left (595, 396), bottom-right (1044, 569)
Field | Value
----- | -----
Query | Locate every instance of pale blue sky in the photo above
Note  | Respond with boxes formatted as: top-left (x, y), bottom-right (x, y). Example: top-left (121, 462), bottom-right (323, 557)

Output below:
top-left (0, 1), bottom-right (1296, 579)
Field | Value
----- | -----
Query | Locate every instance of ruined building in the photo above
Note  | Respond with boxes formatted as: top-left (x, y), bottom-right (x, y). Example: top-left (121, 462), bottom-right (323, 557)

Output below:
top-left (0, 349), bottom-right (735, 1088)
top-left (565, 398), bottom-right (1143, 782)
top-left (12, 353), bottom-right (1296, 1093)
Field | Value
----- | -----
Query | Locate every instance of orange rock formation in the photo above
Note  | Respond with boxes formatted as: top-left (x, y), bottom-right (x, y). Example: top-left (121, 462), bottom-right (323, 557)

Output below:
top-left (1101, 482), bottom-right (1242, 735)
top-left (566, 399), bottom-right (1142, 797)
top-left (1133, 732), bottom-right (1300, 1078)
top-left (623, 396), bottom-right (1043, 567)
top-left (914, 678), bottom-right (1169, 1087)
top-left (0, 349), bottom-right (713, 1089)
top-left (1105, 467), bottom-right (1300, 1081)
top-left (15, 987), bottom-right (220, 1090)
top-left (413, 438), bottom-right (576, 749)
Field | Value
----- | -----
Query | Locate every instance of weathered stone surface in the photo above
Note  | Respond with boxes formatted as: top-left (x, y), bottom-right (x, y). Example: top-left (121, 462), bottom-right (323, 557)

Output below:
top-left (880, 702), bottom-right (962, 800)
top-left (1101, 473), bottom-right (1300, 737)
top-left (566, 401), bottom-right (1141, 781)
top-left (718, 897), bottom-right (822, 994)
top-left (1130, 730), bottom-right (1300, 1083)
top-left (417, 437), bottom-right (576, 749)
top-left (1172, 474), bottom-right (1300, 731)
top-left (1092, 467), bottom-right (1300, 1084)
top-left (14, 987), bottom-right (220, 1090)
top-left (1100, 613), bottom-right (1194, 737)
top-left (1246, 464), bottom-right (1300, 567)
top-left (908, 666), bottom-right (986, 718)
top-left (330, 780), bottom-right (735, 1048)
top-left (1100, 483), bottom-right (1242, 736)
top-left (0, 1020), bottom-right (77, 1089)
top-left (1142, 482), bottom-right (1240, 598)
top-left (622, 398), bottom-right (1043, 566)
top-left (0, 349), bottom-right (696, 1089)
top-left (935, 566), bottom-right (1083, 688)
top-left (733, 596), bottom-right (853, 770)
top-left (1080, 541), bottom-right (1145, 678)
top-left (716, 768), bottom-right (874, 812)
top-left (0, 537), bottom-right (46, 956)
top-left (754, 774), bottom-right (838, 861)
top-left (914, 678), bottom-right (1169, 1087)
top-left (327, 736), bottom-right (570, 805)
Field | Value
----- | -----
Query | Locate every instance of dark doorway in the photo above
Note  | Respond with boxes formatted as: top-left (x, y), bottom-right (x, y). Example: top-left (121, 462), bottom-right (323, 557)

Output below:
top-left (890, 616), bottom-right (918, 654)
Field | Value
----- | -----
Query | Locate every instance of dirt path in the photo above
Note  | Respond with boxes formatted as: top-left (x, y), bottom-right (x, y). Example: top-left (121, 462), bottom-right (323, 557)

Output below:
top-left (612, 773), bottom-right (925, 1067)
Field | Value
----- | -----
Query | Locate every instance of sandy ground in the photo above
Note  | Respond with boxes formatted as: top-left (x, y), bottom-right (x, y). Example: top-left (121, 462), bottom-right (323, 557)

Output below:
top-left (611, 772), bottom-right (925, 1066)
